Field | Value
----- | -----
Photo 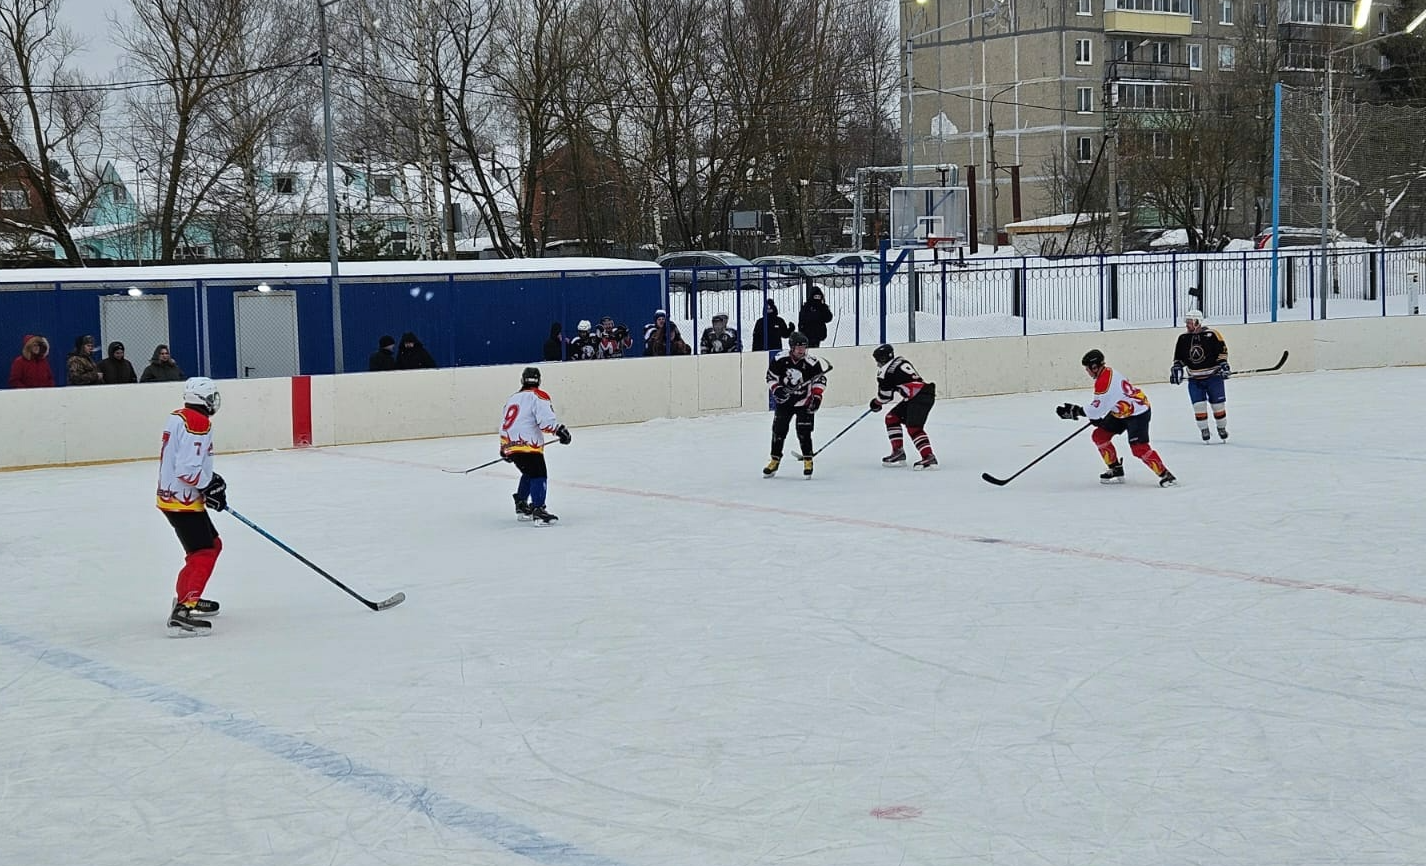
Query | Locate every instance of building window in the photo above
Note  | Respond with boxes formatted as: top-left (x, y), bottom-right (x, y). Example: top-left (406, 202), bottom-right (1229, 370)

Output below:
top-left (1287, 0), bottom-right (1350, 24)
top-left (1253, 2), bottom-right (1268, 25)
top-left (1077, 0), bottom-right (1091, 14)
top-left (1077, 87), bottom-right (1094, 113)
top-left (274, 174), bottom-right (296, 194)
top-left (1220, 0), bottom-right (1233, 23)
top-left (1378, 9), bottom-right (1389, 33)
top-left (1111, 0), bottom-right (1186, 9)
top-left (1218, 44), bottom-right (1236, 69)
top-left (1076, 137), bottom-right (1094, 163)
top-left (1153, 133), bottom-right (1175, 159)
top-left (1075, 39), bottom-right (1092, 65)
top-left (1149, 41), bottom-right (1172, 63)
top-left (1190, 0), bottom-right (1202, 20)
top-left (389, 230), bottom-right (408, 256)
top-left (1188, 43), bottom-right (1203, 69)
top-left (1, 187), bottom-right (27, 210)
top-left (372, 176), bottom-right (395, 197)
top-left (277, 231), bottom-right (293, 258)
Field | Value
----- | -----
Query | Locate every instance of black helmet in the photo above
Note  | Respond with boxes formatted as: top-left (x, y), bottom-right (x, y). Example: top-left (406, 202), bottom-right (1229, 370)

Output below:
top-left (788, 332), bottom-right (809, 348)
top-left (521, 366), bottom-right (541, 387)
top-left (872, 343), bottom-right (895, 365)
top-left (1081, 349), bottom-right (1105, 369)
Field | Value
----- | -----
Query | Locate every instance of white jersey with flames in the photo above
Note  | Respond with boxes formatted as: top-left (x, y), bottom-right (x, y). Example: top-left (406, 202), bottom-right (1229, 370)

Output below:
top-left (500, 388), bottom-right (560, 454)
top-left (157, 407), bottom-right (216, 512)
top-left (1084, 367), bottom-right (1151, 420)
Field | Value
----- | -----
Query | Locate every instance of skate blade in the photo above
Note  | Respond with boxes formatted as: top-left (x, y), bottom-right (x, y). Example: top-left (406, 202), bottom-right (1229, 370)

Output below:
top-left (913, 463), bottom-right (939, 471)
top-left (1099, 477), bottom-right (1125, 485)
top-left (166, 623), bottom-right (212, 637)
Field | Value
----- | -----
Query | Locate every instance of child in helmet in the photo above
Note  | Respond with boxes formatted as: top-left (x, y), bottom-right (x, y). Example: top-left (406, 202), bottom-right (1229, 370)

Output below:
top-left (1056, 349), bottom-right (1176, 487)
top-left (568, 320), bottom-right (600, 361)
top-left (499, 366), bottom-right (571, 524)
top-left (1170, 308), bottom-right (1231, 442)
top-left (158, 377), bottom-right (228, 635)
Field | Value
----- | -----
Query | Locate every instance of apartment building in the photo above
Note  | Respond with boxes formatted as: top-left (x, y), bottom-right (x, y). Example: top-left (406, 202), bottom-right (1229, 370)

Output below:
top-left (902, 0), bottom-right (1395, 241)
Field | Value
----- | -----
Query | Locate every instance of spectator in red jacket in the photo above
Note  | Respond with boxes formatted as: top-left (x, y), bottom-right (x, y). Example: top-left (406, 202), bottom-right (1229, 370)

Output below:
top-left (9, 334), bottom-right (55, 388)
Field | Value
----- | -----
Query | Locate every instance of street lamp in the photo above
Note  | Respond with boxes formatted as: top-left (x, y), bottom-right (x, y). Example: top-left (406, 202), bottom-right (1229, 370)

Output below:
top-left (904, 1), bottom-right (1004, 186)
top-left (1318, 14), bottom-right (1425, 318)
top-left (986, 83), bottom-right (1016, 251)
top-left (318, 0), bottom-right (345, 372)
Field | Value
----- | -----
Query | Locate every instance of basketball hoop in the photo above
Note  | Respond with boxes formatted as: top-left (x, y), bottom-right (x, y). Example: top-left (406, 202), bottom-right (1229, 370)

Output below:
top-left (926, 236), bottom-right (958, 262)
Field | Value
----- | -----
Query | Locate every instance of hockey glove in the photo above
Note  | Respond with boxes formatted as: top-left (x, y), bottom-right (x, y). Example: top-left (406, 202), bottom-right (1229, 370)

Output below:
top-left (771, 385), bottom-right (792, 404)
top-left (499, 445), bottom-right (512, 462)
top-left (554, 424), bottom-right (572, 445)
top-left (1218, 362), bottom-right (1232, 379)
top-left (806, 394), bottom-right (822, 413)
top-left (1169, 362), bottom-right (1184, 385)
top-left (202, 473), bottom-right (228, 512)
top-left (1055, 402), bottom-right (1086, 420)
top-left (869, 397), bottom-right (883, 412)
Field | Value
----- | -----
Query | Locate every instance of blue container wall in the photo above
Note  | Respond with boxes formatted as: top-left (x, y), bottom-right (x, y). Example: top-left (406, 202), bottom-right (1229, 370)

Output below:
top-left (1, 270), bottom-right (662, 386)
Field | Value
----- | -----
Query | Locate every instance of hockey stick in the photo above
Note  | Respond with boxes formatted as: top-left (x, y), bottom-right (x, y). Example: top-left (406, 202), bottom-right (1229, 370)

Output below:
top-left (981, 421), bottom-right (1092, 486)
top-left (795, 408), bottom-right (874, 459)
top-left (442, 457), bottom-right (503, 475)
top-left (1240, 350), bottom-right (1289, 375)
top-left (226, 508), bottom-right (406, 611)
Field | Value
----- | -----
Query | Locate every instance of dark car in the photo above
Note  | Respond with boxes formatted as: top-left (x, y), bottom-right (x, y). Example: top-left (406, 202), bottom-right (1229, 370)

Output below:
top-left (752, 255), bottom-right (853, 289)
top-left (657, 250), bottom-right (799, 292)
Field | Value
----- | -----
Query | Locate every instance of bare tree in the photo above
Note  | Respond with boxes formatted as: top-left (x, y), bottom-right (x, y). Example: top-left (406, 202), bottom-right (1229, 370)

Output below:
top-left (0, 0), bottom-right (105, 263)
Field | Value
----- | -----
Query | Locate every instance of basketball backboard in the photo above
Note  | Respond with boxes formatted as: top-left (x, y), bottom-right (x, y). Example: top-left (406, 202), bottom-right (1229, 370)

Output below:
top-left (890, 187), bottom-right (970, 249)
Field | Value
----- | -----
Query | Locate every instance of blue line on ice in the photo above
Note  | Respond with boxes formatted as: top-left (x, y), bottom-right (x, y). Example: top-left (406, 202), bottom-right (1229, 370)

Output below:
top-left (0, 624), bottom-right (633, 866)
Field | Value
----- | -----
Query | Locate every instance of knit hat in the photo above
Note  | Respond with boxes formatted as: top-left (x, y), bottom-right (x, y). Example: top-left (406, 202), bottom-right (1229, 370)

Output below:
top-left (379, 335), bottom-right (396, 349)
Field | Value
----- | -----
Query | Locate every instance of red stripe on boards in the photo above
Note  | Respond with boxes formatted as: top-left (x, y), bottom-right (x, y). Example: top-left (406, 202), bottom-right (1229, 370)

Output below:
top-left (291, 375), bottom-right (313, 447)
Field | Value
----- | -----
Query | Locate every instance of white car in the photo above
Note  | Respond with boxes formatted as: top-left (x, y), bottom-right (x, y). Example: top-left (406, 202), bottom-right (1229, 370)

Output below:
top-left (814, 251), bottom-right (881, 268)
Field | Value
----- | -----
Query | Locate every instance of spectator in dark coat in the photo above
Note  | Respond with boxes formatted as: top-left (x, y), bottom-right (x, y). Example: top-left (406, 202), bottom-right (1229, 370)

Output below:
top-left (98, 341), bottom-right (138, 383)
top-left (368, 335), bottom-right (397, 371)
top-left (797, 288), bottom-right (834, 348)
top-left (643, 309), bottom-right (690, 356)
top-left (543, 322), bottom-right (565, 361)
top-left (141, 344), bottom-right (186, 382)
top-left (396, 331), bottom-right (437, 369)
top-left (750, 299), bottom-right (792, 352)
top-left (66, 335), bottom-right (104, 386)
top-left (8, 334), bottom-right (54, 388)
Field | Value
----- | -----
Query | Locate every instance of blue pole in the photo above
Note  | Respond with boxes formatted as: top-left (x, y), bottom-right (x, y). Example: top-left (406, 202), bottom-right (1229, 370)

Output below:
top-left (1269, 81), bottom-right (1283, 322)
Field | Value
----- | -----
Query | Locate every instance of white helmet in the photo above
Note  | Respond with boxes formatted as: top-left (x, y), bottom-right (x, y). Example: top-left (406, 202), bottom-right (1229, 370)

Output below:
top-left (1185, 309), bottom-right (1204, 325)
top-left (577, 319), bottom-right (592, 332)
top-left (182, 376), bottom-right (221, 415)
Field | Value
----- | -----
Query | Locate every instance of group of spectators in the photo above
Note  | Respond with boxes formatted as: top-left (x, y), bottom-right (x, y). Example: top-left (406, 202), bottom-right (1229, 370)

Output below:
top-left (367, 332), bottom-right (438, 372)
top-left (8, 334), bottom-right (186, 388)
top-left (546, 316), bottom-right (637, 361)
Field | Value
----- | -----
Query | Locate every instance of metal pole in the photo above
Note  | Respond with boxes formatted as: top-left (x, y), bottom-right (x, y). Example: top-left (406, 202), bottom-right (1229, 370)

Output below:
top-left (1318, 57), bottom-right (1330, 321)
top-left (1270, 81), bottom-right (1283, 322)
top-left (319, 0), bottom-right (345, 372)
top-left (904, 37), bottom-right (915, 186)
top-left (987, 107), bottom-right (998, 252)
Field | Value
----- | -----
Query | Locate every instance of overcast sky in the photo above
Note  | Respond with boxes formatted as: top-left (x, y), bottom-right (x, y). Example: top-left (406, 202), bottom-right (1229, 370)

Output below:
top-left (60, 0), bottom-right (126, 75)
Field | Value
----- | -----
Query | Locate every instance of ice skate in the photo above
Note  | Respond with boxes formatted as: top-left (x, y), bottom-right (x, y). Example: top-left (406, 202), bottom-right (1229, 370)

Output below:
top-left (513, 494), bottom-right (533, 521)
top-left (1099, 461), bottom-right (1125, 485)
top-left (881, 448), bottom-right (906, 466)
top-left (1200, 428), bottom-right (1211, 442)
top-left (167, 600), bottom-right (212, 637)
top-left (913, 454), bottom-right (939, 471)
top-left (191, 598), bottom-right (220, 618)
top-left (762, 457), bottom-right (780, 477)
top-left (802, 458), bottom-right (814, 478)
top-left (1217, 426), bottom-right (1229, 441)
top-left (1158, 469), bottom-right (1178, 487)
top-left (529, 505), bottom-right (558, 525)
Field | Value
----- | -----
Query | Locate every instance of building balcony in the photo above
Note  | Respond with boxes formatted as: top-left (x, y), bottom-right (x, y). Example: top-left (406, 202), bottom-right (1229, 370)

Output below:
top-left (1103, 10), bottom-right (1192, 36)
top-left (1107, 60), bottom-right (1192, 83)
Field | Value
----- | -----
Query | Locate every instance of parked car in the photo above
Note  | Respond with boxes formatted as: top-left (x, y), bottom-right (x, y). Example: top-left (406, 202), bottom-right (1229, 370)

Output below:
top-left (751, 255), bottom-right (849, 288)
top-left (815, 251), bottom-right (881, 268)
top-left (657, 250), bottom-right (798, 292)
top-left (1253, 227), bottom-right (1345, 249)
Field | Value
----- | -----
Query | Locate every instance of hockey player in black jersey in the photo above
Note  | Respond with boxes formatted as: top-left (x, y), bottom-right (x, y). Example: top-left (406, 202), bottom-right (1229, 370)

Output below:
top-left (568, 320), bottom-right (601, 361)
top-left (700, 314), bottom-right (741, 354)
top-left (1169, 309), bottom-right (1230, 441)
top-left (764, 332), bottom-right (831, 477)
top-left (868, 344), bottom-right (938, 469)
top-left (596, 315), bottom-right (632, 358)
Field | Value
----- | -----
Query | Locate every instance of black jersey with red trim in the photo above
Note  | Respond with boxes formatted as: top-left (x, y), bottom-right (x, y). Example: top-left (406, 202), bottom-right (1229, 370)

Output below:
top-left (766, 352), bottom-right (831, 408)
top-left (875, 357), bottom-right (932, 404)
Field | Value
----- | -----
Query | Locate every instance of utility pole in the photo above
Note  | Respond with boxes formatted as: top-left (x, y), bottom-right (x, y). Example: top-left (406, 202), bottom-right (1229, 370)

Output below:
top-left (1104, 56), bottom-right (1122, 254)
top-left (987, 84), bottom-right (1015, 251)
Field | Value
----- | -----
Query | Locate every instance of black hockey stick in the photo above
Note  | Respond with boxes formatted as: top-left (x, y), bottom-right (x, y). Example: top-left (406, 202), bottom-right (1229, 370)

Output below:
top-left (795, 408), bottom-right (874, 459)
top-left (226, 508), bottom-right (406, 611)
top-left (442, 457), bottom-right (503, 475)
top-left (981, 422), bottom-right (1092, 486)
top-left (1240, 350), bottom-right (1289, 375)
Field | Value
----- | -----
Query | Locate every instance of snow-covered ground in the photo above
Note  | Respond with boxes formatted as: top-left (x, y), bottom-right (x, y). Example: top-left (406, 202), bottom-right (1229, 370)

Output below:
top-left (4, 365), bottom-right (1425, 865)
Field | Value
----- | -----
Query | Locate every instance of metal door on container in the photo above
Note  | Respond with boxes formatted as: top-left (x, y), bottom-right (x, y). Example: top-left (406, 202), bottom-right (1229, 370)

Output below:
top-left (100, 294), bottom-right (170, 369)
top-left (234, 290), bottom-right (299, 378)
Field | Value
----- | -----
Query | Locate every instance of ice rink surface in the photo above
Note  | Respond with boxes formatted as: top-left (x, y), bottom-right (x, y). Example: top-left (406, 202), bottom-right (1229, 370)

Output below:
top-left (4, 365), bottom-right (1426, 866)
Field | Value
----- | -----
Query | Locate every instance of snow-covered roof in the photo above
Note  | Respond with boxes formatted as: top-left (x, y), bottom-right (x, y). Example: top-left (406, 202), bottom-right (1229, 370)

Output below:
top-left (1006, 213), bottom-right (1111, 230)
top-left (0, 257), bottom-right (662, 286)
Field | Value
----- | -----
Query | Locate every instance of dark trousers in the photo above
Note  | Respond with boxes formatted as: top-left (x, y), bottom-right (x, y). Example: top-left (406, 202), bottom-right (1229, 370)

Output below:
top-left (771, 405), bottom-right (815, 458)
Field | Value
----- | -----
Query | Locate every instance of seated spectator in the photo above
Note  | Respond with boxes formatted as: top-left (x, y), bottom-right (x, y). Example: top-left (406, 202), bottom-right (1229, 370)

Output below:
top-left (643, 309), bottom-right (690, 356)
top-left (9, 334), bottom-right (54, 388)
top-left (141, 344), bottom-right (186, 382)
top-left (751, 299), bottom-right (792, 351)
top-left (596, 315), bottom-right (632, 358)
top-left (568, 320), bottom-right (600, 361)
top-left (368, 335), bottom-right (397, 371)
top-left (543, 322), bottom-right (565, 361)
top-left (67, 335), bottom-right (104, 386)
top-left (396, 331), bottom-right (437, 369)
top-left (700, 313), bottom-right (742, 354)
top-left (98, 341), bottom-right (138, 383)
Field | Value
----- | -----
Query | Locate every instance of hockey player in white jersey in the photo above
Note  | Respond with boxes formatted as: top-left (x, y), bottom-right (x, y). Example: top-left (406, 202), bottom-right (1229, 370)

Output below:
top-left (499, 366), bottom-right (571, 524)
top-left (157, 377), bottom-right (228, 635)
